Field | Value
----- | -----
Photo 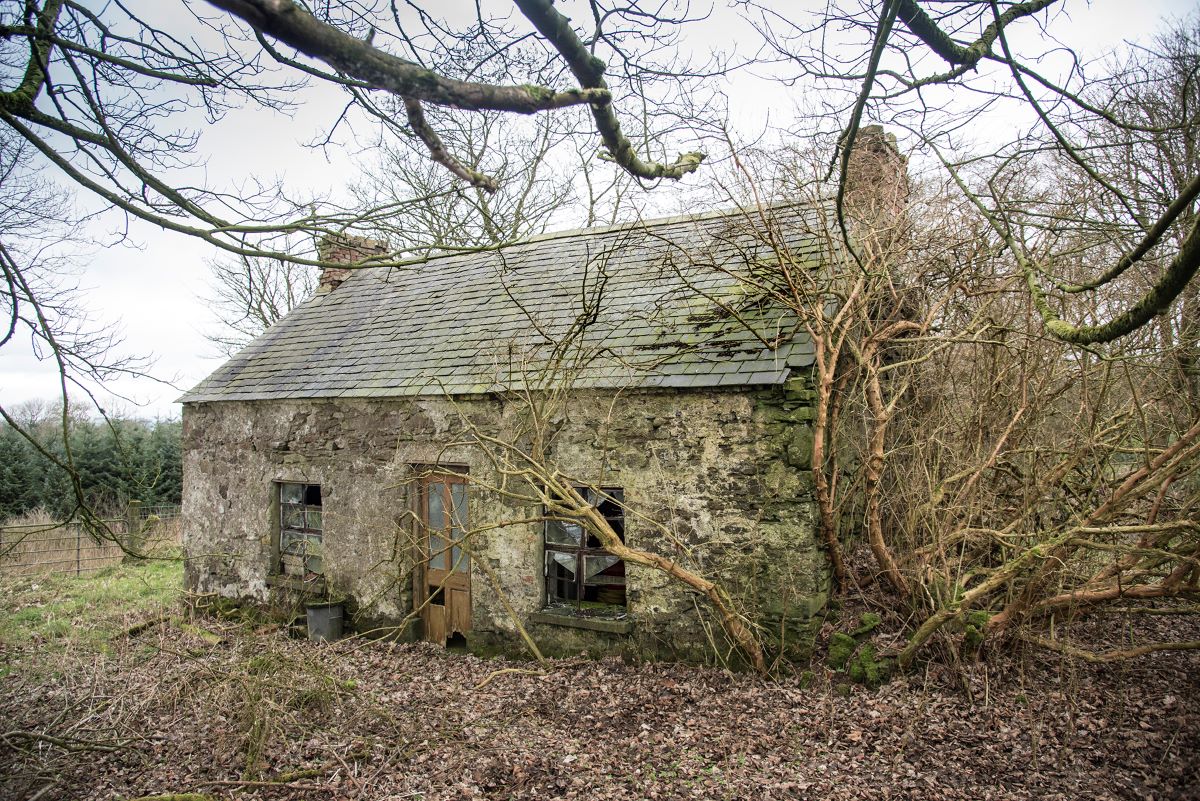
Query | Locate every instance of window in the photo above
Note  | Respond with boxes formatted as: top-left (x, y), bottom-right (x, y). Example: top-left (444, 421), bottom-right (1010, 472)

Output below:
top-left (278, 482), bottom-right (322, 576)
top-left (544, 487), bottom-right (626, 615)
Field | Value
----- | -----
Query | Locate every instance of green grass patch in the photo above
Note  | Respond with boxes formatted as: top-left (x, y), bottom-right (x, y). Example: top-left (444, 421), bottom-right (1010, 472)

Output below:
top-left (0, 559), bottom-right (183, 654)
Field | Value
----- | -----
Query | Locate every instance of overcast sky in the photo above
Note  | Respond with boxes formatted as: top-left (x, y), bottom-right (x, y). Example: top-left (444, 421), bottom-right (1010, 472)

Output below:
top-left (1, 0), bottom-right (1195, 420)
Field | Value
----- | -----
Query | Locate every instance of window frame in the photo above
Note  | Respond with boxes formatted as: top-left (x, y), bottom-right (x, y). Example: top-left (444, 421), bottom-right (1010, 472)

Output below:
top-left (276, 481), bottom-right (323, 576)
top-left (543, 486), bottom-right (627, 615)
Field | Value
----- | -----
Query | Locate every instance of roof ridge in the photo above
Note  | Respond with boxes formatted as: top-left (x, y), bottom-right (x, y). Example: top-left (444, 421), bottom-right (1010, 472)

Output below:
top-left (373, 198), bottom-right (823, 273)
top-left (510, 198), bottom-right (819, 248)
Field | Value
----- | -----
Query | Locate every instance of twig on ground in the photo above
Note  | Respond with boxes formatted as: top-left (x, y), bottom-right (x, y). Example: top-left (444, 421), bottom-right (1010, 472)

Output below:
top-left (1, 729), bottom-right (128, 753)
top-left (195, 778), bottom-right (337, 791)
top-left (474, 667), bottom-right (549, 690)
top-left (120, 614), bottom-right (173, 638)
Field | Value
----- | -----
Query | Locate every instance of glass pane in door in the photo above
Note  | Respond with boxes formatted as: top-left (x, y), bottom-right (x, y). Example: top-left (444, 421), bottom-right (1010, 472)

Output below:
top-left (429, 532), bottom-right (447, 570)
top-left (427, 483), bottom-right (445, 531)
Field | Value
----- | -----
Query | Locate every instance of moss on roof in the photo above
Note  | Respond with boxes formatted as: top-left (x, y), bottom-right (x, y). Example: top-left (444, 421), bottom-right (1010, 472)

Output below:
top-left (180, 202), bottom-right (830, 403)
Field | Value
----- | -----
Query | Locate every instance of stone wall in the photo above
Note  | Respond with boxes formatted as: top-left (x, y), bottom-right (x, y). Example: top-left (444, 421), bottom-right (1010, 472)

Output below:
top-left (181, 379), bottom-right (827, 665)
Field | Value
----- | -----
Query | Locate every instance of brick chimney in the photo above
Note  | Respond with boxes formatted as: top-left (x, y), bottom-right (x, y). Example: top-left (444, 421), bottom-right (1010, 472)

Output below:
top-left (843, 125), bottom-right (911, 231)
top-left (316, 234), bottom-right (389, 293)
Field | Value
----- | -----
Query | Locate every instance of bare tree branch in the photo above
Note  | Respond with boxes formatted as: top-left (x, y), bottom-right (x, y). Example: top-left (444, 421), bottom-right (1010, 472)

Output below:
top-left (205, 0), bottom-right (609, 112)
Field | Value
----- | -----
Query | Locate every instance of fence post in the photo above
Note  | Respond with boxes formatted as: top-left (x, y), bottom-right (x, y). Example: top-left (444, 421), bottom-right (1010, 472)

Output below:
top-left (124, 500), bottom-right (144, 562)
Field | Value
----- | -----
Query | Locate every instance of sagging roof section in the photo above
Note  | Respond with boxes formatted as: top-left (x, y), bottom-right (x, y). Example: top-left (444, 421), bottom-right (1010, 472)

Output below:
top-left (180, 202), bottom-right (830, 403)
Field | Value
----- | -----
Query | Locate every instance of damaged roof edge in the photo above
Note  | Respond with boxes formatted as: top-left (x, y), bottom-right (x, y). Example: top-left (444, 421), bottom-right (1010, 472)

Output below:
top-left (176, 364), bottom-right (803, 405)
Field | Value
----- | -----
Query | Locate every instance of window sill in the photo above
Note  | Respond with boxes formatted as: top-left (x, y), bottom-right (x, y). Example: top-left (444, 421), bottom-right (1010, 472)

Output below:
top-left (266, 574), bottom-right (326, 595)
top-left (529, 609), bottom-right (632, 635)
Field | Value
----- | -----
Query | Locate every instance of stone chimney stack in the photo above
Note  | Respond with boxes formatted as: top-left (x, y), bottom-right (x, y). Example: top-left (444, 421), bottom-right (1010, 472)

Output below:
top-left (316, 234), bottom-right (389, 293)
top-left (843, 125), bottom-right (911, 231)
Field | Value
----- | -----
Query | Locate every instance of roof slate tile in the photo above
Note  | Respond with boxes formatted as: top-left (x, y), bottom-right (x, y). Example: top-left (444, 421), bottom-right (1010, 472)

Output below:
top-left (181, 203), bottom-right (831, 403)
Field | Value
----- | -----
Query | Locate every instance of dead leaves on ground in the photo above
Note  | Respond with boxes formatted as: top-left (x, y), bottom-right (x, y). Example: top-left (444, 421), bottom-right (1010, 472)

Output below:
top-left (0, 614), bottom-right (1197, 801)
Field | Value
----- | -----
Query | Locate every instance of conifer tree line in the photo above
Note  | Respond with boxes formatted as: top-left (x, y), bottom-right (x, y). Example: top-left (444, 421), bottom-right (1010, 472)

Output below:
top-left (0, 404), bottom-right (181, 523)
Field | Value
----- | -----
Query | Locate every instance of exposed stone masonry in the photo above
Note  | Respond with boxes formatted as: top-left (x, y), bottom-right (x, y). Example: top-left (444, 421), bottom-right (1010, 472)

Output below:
top-left (316, 234), bottom-right (389, 293)
top-left (182, 380), bottom-right (826, 665)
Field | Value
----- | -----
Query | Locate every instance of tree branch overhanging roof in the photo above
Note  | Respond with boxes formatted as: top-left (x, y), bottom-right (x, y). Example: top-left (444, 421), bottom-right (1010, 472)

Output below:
top-left (180, 203), bottom-right (831, 403)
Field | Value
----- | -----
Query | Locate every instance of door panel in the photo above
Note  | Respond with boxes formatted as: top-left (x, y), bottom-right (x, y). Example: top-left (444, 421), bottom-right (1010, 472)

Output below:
top-left (448, 588), bottom-right (471, 633)
top-left (425, 601), bottom-right (447, 644)
top-left (419, 472), bottom-right (471, 644)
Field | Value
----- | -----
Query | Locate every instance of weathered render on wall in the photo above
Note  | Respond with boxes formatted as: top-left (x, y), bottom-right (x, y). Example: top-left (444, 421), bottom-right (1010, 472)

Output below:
top-left (177, 200), bottom-right (867, 664)
top-left (182, 379), bottom-right (826, 664)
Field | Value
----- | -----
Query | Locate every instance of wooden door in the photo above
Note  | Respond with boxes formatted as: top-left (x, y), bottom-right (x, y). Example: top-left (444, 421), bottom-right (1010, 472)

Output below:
top-left (419, 472), bottom-right (471, 644)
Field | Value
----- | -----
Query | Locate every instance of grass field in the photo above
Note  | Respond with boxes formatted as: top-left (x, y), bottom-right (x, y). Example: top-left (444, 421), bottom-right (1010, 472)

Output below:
top-left (0, 559), bottom-right (182, 658)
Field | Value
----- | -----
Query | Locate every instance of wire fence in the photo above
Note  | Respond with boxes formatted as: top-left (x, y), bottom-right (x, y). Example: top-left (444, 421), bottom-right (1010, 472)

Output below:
top-left (0, 503), bottom-right (182, 578)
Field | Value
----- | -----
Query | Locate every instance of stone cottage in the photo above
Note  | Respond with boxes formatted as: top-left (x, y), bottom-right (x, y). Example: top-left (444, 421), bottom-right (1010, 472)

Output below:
top-left (180, 201), bottom-right (840, 664)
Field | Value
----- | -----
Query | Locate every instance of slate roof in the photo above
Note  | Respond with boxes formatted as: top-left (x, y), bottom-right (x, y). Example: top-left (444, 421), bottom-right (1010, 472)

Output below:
top-left (180, 202), bottom-right (831, 403)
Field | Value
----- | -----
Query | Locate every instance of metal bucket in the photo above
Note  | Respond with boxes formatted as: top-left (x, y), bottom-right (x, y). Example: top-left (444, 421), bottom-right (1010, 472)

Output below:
top-left (305, 601), bottom-right (344, 642)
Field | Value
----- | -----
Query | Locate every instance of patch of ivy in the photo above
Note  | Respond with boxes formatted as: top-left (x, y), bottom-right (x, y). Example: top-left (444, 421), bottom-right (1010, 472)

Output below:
top-left (962, 610), bottom-right (991, 655)
top-left (825, 612), bottom-right (893, 687)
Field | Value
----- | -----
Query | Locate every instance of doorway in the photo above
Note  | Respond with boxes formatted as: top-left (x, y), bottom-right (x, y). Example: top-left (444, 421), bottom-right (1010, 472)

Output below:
top-left (418, 471), bottom-right (471, 644)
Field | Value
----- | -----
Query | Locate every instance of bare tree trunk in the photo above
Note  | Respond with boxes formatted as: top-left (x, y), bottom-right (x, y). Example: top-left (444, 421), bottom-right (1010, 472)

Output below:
top-left (810, 339), bottom-right (848, 586)
top-left (860, 344), bottom-right (909, 597)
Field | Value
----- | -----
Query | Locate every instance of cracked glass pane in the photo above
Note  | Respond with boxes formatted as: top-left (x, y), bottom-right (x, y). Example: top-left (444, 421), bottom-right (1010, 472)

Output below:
top-left (280, 529), bottom-right (302, 554)
top-left (546, 520), bottom-right (583, 546)
top-left (450, 482), bottom-right (467, 530)
top-left (550, 551), bottom-right (577, 576)
top-left (584, 554), bottom-right (621, 579)
top-left (282, 505), bottom-right (304, 530)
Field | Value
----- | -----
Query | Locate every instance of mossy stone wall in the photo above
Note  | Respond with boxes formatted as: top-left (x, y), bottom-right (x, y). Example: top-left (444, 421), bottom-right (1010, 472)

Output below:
top-left (181, 382), bottom-right (826, 664)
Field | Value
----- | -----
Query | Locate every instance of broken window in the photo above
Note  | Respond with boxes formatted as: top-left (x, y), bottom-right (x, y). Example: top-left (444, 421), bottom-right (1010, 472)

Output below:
top-left (544, 487), bottom-right (626, 615)
top-left (278, 482), bottom-right (322, 577)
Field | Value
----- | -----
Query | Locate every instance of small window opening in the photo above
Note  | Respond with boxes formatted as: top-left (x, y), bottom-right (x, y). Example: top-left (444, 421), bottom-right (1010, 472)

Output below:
top-left (279, 481), bottom-right (323, 577)
top-left (544, 487), bottom-right (626, 616)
